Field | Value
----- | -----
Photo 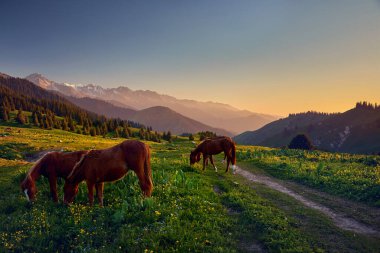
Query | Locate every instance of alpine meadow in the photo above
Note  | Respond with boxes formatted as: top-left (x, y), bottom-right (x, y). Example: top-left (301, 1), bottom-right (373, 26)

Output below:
top-left (1, 1), bottom-right (380, 252)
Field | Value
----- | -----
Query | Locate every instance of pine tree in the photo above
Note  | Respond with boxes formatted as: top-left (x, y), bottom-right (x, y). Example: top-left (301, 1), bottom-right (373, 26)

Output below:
top-left (68, 116), bottom-right (75, 131)
top-left (44, 116), bottom-right (51, 129)
top-left (139, 128), bottom-right (145, 140)
top-left (90, 127), bottom-right (96, 136)
top-left (167, 131), bottom-right (172, 142)
top-left (83, 119), bottom-right (89, 130)
top-left (0, 105), bottom-right (9, 121)
top-left (16, 109), bottom-right (26, 124)
top-left (121, 127), bottom-right (130, 138)
top-left (61, 118), bottom-right (68, 131)
top-left (114, 128), bottom-right (120, 138)
top-left (9, 99), bottom-right (15, 111)
top-left (32, 111), bottom-right (39, 126)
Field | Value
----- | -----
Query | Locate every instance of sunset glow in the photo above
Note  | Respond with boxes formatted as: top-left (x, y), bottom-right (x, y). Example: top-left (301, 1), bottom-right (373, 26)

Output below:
top-left (1, 1), bottom-right (379, 115)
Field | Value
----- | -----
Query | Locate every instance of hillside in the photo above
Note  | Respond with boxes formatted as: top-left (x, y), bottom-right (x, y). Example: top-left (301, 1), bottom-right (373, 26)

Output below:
top-left (66, 96), bottom-right (232, 135)
top-left (130, 106), bottom-right (232, 136)
top-left (0, 73), bottom-right (154, 140)
top-left (234, 103), bottom-right (380, 154)
top-left (26, 73), bottom-right (279, 134)
top-left (0, 75), bottom-right (95, 121)
top-left (66, 96), bottom-right (136, 120)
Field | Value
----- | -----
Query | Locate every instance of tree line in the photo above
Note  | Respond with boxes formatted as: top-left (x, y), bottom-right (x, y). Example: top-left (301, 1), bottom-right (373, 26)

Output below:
top-left (0, 76), bottom-right (169, 142)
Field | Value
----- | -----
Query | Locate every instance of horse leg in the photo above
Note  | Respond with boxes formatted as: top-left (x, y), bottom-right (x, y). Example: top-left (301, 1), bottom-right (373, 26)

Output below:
top-left (202, 155), bottom-right (207, 171)
top-left (225, 157), bottom-right (230, 173)
top-left (87, 181), bottom-right (95, 206)
top-left (48, 175), bottom-right (58, 202)
top-left (95, 183), bottom-right (104, 207)
top-left (209, 156), bottom-right (217, 172)
top-left (221, 154), bottom-right (226, 164)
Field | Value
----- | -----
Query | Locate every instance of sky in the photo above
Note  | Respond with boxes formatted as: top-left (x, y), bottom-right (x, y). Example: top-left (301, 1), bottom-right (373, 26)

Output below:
top-left (0, 0), bottom-right (379, 116)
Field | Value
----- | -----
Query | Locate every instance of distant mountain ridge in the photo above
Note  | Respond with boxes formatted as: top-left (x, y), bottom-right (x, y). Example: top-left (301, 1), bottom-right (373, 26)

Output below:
top-left (66, 96), bottom-right (232, 135)
top-left (1, 72), bottom-right (231, 136)
top-left (234, 103), bottom-right (380, 154)
top-left (25, 73), bottom-right (279, 134)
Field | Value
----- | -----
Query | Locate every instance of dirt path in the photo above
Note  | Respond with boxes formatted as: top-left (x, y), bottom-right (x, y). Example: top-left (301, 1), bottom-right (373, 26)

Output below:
top-left (235, 166), bottom-right (380, 237)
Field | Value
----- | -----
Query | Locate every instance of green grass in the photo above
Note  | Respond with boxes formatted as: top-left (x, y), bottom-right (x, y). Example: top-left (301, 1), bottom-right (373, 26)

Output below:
top-left (0, 126), bottom-right (322, 252)
top-left (1, 126), bottom-right (380, 252)
top-left (236, 146), bottom-right (380, 206)
top-left (230, 167), bottom-right (380, 253)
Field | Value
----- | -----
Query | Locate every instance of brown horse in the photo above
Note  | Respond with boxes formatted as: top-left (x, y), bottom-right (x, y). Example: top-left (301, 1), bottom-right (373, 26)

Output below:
top-left (190, 136), bottom-right (236, 173)
top-left (20, 151), bottom-right (88, 202)
top-left (63, 140), bottom-right (153, 206)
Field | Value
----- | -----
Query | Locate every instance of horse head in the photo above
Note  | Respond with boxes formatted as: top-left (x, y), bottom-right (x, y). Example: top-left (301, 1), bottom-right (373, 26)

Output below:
top-left (63, 182), bottom-right (79, 205)
top-left (20, 175), bottom-right (37, 202)
top-left (190, 150), bottom-right (201, 165)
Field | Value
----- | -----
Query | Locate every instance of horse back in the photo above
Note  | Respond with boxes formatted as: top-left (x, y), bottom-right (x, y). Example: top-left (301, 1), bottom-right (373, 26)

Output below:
top-left (121, 140), bottom-right (149, 168)
top-left (48, 151), bottom-right (88, 178)
top-left (83, 140), bottom-right (148, 183)
top-left (201, 137), bottom-right (234, 155)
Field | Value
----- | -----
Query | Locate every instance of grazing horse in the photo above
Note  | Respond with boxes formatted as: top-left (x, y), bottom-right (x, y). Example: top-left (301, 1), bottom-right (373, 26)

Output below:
top-left (190, 136), bottom-right (236, 173)
top-left (63, 140), bottom-right (153, 206)
top-left (20, 151), bottom-right (89, 202)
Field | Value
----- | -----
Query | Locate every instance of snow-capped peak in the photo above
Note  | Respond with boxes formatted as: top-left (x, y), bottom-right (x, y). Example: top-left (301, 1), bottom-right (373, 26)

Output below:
top-left (63, 82), bottom-right (77, 88)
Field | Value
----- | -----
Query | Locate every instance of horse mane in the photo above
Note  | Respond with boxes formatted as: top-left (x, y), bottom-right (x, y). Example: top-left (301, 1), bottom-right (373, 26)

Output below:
top-left (67, 151), bottom-right (89, 181)
top-left (26, 152), bottom-right (52, 180)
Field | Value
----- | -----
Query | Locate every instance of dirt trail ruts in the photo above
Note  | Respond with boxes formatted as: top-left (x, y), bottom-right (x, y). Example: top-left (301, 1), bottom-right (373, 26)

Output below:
top-left (235, 166), bottom-right (380, 237)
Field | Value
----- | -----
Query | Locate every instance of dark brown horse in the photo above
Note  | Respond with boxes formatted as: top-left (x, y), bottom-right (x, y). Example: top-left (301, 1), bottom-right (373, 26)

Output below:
top-left (64, 140), bottom-right (153, 206)
top-left (20, 151), bottom-right (88, 202)
top-left (190, 136), bottom-right (236, 173)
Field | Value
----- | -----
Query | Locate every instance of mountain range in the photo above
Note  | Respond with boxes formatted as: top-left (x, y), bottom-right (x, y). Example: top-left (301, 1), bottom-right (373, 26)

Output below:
top-left (26, 73), bottom-right (278, 134)
top-left (65, 96), bottom-right (231, 135)
top-left (234, 103), bottom-right (380, 154)
top-left (4, 72), bottom-right (380, 154)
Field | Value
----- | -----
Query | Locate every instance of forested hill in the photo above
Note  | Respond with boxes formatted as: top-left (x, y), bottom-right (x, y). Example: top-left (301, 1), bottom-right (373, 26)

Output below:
top-left (0, 74), bottom-right (164, 141)
top-left (234, 102), bottom-right (380, 154)
top-left (0, 74), bottom-right (96, 121)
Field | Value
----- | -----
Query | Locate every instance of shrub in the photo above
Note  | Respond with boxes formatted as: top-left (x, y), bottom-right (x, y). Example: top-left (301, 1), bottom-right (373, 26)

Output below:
top-left (288, 134), bottom-right (314, 150)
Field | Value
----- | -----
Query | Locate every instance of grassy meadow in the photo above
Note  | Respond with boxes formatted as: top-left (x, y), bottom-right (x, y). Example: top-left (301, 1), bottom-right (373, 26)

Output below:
top-left (0, 125), bottom-right (379, 252)
top-left (236, 147), bottom-right (380, 206)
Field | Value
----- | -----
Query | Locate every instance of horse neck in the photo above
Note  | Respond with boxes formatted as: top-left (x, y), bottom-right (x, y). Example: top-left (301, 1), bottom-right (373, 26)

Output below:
top-left (68, 161), bottom-right (86, 185)
top-left (29, 169), bottom-right (41, 182)
top-left (28, 158), bottom-right (45, 182)
top-left (70, 171), bottom-right (84, 185)
top-left (194, 145), bottom-right (203, 154)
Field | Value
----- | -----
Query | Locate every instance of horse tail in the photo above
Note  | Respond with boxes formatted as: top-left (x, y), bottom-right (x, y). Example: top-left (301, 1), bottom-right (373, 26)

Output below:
top-left (144, 144), bottom-right (153, 196)
top-left (231, 143), bottom-right (236, 165)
